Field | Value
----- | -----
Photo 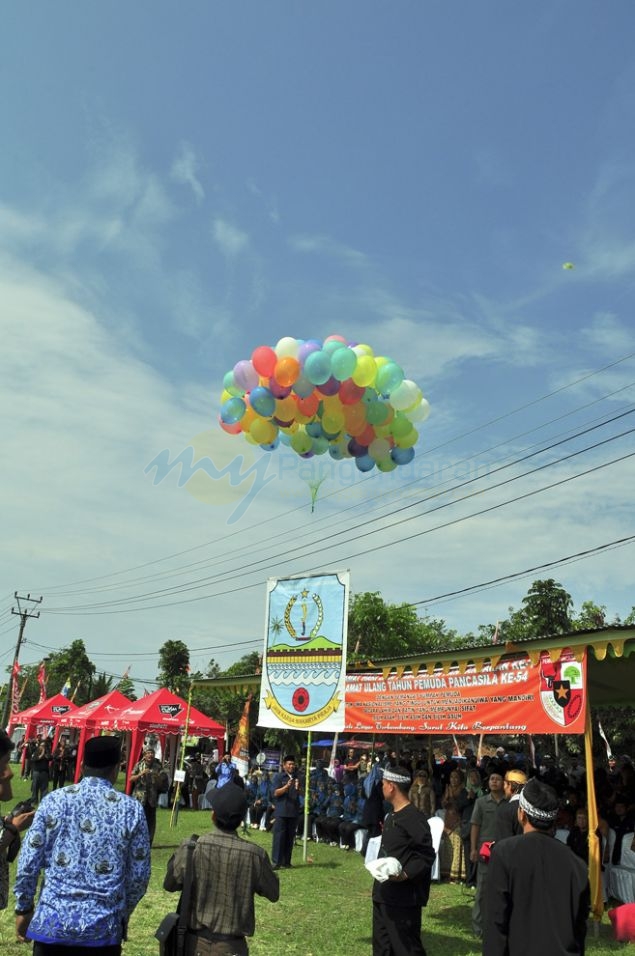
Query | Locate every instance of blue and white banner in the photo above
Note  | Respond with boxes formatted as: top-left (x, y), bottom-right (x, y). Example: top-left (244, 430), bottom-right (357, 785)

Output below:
top-left (258, 571), bottom-right (349, 730)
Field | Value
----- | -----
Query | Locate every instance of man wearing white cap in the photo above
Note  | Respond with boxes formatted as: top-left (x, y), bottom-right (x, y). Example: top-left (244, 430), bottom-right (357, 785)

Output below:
top-left (484, 777), bottom-right (589, 955)
top-left (371, 766), bottom-right (436, 956)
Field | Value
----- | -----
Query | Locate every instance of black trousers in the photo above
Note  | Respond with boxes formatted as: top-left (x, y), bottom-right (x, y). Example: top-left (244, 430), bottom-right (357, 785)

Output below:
top-left (372, 901), bottom-right (426, 956)
top-left (272, 815), bottom-right (296, 865)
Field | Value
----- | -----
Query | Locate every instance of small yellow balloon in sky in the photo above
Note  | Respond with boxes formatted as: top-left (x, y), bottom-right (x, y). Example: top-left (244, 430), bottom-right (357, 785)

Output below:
top-left (562, 262), bottom-right (575, 270)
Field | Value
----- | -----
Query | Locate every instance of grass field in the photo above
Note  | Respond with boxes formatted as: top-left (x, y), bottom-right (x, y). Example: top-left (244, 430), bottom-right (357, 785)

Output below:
top-left (0, 773), bottom-right (625, 955)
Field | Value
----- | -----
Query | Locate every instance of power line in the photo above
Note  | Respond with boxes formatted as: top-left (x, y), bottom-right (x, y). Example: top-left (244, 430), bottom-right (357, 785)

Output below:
top-left (36, 351), bottom-right (635, 595)
top-left (41, 445), bottom-right (635, 615)
top-left (40, 415), bottom-right (635, 611)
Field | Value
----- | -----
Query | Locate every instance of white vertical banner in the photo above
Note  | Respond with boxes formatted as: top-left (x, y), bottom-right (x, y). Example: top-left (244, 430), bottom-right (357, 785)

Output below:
top-left (258, 571), bottom-right (349, 731)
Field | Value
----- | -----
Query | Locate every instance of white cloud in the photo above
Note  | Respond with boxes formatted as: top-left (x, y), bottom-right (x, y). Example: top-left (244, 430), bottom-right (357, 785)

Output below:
top-left (580, 312), bottom-right (635, 356)
top-left (246, 178), bottom-right (279, 224)
top-left (171, 142), bottom-right (205, 204)
top-left (289, 233), bottom-right (368, 267)
top-left (212, 217), bottom-right (249, 256)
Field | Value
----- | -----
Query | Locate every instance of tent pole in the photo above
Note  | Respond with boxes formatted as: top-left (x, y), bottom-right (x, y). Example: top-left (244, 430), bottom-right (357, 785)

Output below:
top-left (170, 685), bottom-right (194, 829)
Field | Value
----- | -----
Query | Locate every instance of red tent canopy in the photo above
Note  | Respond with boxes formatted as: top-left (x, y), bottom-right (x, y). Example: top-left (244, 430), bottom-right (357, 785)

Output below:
top-left (111, 688), bottom-right (225, 794)
top-left (57, 689), bottom-right (133, 782)
top-left (9, 694), bottom-right (77, 738)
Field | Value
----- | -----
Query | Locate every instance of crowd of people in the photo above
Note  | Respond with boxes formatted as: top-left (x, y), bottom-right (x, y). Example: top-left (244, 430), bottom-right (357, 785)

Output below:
top-left (1, 729), bottom-right (634, 954)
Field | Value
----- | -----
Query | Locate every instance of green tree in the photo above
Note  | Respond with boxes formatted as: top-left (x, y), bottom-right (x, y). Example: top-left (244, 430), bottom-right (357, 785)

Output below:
top-left (91, 672), bottom-right (113, 698)
top-left (347, 591), bottom-right (456, 662)
top-left (44, 640), bottom-right (97, 705)
top-left (573, 601), bottom-right (607, 630)
top-left (157, 640), bottom-right (190, 693)
top-left (116, 674), bottom-right (137, 701)
top-left (521, 579), bottom-right (573, 636)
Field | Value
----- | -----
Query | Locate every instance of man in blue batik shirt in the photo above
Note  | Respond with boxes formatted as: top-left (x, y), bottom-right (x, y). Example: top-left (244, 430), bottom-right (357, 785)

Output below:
top-left (14, 735), bottom-right (150, 955)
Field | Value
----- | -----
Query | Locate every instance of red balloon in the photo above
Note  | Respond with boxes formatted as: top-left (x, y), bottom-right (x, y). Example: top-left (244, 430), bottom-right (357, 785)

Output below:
top-left (252, 345), bottom-right (277, 377)
top-left (219, 416), bottom-right (242, 435)
top-left (339, 379), bottom-right (366, 405)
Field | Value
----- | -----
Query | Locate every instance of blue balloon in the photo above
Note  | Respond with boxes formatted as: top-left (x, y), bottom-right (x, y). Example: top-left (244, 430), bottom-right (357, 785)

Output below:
top-left (306, 422), bottom-right (324, 438)
top-left (355, 454), bottom-right (375, 472)
top-left (249, 386), bottom-right (275, 418)
top-left (391, 446), bottom-right (415, 466)
top-left (220, 397), bottom-right (246, 424)
top-left (292, 374), bottom-right (314, 398)
top-left (261, 437), bottom-right (280, 451)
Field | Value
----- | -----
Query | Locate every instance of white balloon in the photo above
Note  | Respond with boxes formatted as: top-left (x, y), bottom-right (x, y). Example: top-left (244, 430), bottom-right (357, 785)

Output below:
top-left (275, 336), bottom-right (300, 358)
top-left (405, 397), bottom-right (431, 423)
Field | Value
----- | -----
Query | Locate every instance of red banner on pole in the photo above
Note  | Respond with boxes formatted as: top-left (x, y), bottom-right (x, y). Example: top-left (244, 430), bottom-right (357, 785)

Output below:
top-left (11, 660), bottom-right (21, 715)
top-left (344, 650), bottom-right (586, 736)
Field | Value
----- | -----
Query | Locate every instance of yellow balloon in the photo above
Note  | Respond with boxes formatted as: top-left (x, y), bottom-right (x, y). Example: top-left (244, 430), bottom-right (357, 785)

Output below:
top-left (394, 427), bottom-right (418, 449)
top-left (352, 355), bottom-right (377, 388)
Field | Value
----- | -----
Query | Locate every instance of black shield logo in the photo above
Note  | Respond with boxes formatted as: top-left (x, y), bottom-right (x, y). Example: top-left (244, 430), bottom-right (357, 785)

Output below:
top-left (552, 680), bottom-right (571, 709)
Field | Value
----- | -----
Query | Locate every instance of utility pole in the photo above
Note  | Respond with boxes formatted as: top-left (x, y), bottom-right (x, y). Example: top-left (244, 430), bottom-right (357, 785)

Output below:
top-left (1, 592), bottom-right (43, 729)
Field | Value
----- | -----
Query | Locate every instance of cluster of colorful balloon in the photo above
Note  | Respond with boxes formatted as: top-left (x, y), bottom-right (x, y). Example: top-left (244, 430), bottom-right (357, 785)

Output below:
top-left (219, 335), bottom-right (430, 472)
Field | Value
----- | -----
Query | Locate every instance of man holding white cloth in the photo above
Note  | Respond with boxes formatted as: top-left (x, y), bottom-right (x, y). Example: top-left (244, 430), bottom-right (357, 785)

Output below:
top-left (371, 766), bottom-right (436, 956)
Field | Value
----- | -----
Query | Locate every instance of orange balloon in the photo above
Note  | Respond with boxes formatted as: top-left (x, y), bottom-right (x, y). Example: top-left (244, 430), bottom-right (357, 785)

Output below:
top-left (274, 356), bottom-right (300, 387)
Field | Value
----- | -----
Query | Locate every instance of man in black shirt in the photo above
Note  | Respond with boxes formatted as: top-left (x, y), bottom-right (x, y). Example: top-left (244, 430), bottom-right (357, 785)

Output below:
top-left (372, 766), bottom-right (436, 956)
top-left (485, 777), bottom-right (589, 956)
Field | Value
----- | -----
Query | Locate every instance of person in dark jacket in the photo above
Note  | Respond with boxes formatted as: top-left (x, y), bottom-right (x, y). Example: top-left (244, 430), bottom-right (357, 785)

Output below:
top-left (485, 777), bottom-right (589, 956)
top-left (371, 766), bottom-right (436, 956)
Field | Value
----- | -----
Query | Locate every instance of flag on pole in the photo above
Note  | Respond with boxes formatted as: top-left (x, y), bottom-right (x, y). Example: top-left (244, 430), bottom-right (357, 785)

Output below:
top-left (230, 695), bottom-right (252, 779)
top-left (11, 660), bottom-right (21, 715)
top-left (327, 732), bottom-right (340, 779)
top-left (71, 681), bottom-right (82, 703)
top-left (597, 720), bottom-right (613, 760)
top-left (492, 621), bottom-right (500, 644)
top-left (37, 662), bottom-right (47, 703)
top-left (584, 700), bottom-right (604, 922)
top-left (61, 677), bottom-right (72, 698)
top-left (452, 734), bottom-right (461, 757)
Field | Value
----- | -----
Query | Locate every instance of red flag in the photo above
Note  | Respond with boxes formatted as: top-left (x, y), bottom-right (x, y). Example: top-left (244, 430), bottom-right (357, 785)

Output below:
top-left (37, 661), bottom-right (47, 703)
top-left (11, 660), bottom-right (21, 715)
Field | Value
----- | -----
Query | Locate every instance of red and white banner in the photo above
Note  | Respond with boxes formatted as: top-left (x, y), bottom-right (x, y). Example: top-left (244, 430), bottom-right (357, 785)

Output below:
top-left (11, 660), bottom-right (21, 715)
top-left (37, 662), bottom-right (48, 704)
top-left (344, 650), bottom-right (586, 736)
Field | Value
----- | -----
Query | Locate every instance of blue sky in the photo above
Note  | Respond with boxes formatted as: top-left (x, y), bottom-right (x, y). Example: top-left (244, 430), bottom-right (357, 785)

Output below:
top-left (2, 2), bottom-right (634, 695)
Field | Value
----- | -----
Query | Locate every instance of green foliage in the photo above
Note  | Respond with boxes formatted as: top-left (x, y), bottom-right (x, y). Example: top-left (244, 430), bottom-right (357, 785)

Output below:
top-left (347, 591), bottom-right (458, 664)
top-left (479, 579), bottom-right (576, 644)
top-left (116, 674), bottom-right (137, 701)
top-left (521, 579), bottom-right (573, 636)
top-left (573, 601), bottom-right (607, 631)
top-left (157, 640), bottom-right (190, 694)
top-left (91, 672), bottom-right (113, 698)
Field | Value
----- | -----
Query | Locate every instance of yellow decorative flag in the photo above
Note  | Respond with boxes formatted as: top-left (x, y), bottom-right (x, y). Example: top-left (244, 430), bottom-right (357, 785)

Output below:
top-left (584, 698), bottom-right (604, 922)
top-left (231, 695), bottom-right (252, 779)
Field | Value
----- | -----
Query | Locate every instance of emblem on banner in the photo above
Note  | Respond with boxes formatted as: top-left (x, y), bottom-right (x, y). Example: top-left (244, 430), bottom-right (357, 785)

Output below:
top-left (263, 584), bottom-right (345, 728)
top-left (539, 654), bottom-right (584, 727)
top-left (158, 704), bottom-right (183, 717)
